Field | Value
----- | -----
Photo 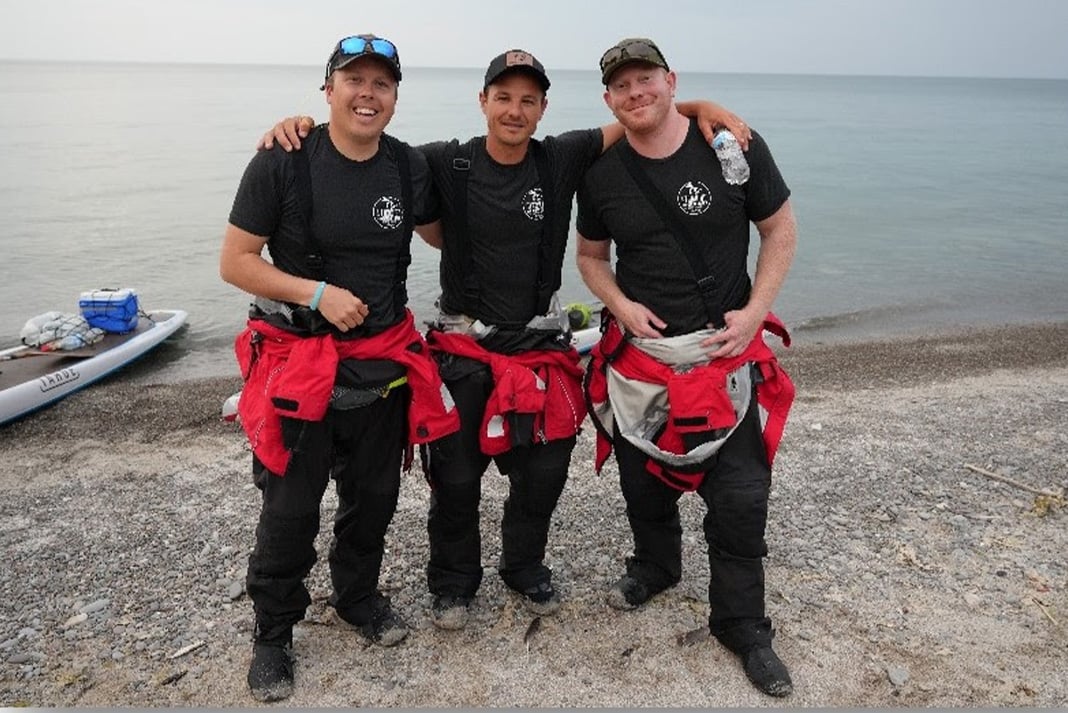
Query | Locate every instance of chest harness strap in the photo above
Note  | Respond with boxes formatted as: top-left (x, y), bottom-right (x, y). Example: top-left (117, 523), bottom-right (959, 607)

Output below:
top-left (450, 138), bottom-right (556, 317)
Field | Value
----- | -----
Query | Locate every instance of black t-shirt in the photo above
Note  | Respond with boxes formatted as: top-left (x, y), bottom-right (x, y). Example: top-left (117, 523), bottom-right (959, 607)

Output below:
top-left (419, 129), bottom-right (603, 326)
top-left (228, 127), bottom-right (439, 336)
top-left (577, 121), bottom-right (790, 335)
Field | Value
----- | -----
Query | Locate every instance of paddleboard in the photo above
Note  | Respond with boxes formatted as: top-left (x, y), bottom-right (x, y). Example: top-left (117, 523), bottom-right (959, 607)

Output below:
top-left (0, 309), bottom-right (188, 427)
top-left (221, 312), bottom-right (603, 422)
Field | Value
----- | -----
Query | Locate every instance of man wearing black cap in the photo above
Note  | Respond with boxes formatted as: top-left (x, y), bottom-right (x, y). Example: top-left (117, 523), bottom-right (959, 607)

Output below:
top-left (415, 48), bottom-right (602, 629)
top-left (257, 48), bottom-right (749, 631)
top-left (575, 37), bottom-right (798, 697)
top-left (220, 33), bottom-right (459, 702)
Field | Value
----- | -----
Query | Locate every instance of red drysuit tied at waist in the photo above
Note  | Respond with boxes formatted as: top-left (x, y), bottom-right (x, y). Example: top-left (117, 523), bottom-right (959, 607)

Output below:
top-left (426, 330), bottom-right (586, 455)
top-left (586, 313), bottom-right (795, 491)
top-left (234, 311), bottom-right (459, 476)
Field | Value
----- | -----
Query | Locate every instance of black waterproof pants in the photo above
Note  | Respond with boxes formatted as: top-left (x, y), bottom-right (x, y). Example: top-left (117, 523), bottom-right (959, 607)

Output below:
top-left (422, 365), bottom-right (574, 599)
top-left (245, 388), bottom-right (407, 642)
top-left (614, 390), bottom-right (775, 653)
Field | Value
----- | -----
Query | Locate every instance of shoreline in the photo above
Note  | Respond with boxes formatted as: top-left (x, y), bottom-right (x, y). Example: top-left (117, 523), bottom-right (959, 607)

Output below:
top-left (136, 314), bottom-right (1068, 387)
top-left (1, 321), bottom-right (1066, 707)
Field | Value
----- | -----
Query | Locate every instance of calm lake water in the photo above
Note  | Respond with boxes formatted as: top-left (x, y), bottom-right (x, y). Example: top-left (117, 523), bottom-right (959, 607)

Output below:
top-left (1, 61), bottom-right (1066, 382)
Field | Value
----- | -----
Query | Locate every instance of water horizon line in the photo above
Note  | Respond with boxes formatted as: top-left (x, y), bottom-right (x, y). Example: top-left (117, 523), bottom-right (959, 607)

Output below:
top-left (1, 56), bottom-right (1065, 83)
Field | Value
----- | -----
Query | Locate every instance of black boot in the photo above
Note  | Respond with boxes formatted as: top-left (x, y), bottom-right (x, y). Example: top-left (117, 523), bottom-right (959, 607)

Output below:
top-left (247, 629), bottom-right (294, 702)
top-left (713, 620), bottom-right (793, 698)
top-left (741, 645), bottom-right (793, 697)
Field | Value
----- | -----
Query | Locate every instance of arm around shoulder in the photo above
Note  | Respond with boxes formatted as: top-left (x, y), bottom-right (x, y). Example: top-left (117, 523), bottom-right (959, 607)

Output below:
top-left (676, 100), bottom-right (751, 149)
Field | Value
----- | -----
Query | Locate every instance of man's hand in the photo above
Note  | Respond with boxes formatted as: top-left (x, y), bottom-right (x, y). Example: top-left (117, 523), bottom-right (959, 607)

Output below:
top-left (687, 101), bottom-right (751, 150)
top-left (256, 115), bottom-right (317, 152)
top-left (704, 306), bottom-right (764, 359)
top-left (613, 298), bottom-right (667, 339)
top-left (316, 284), bottom-right (370, 332)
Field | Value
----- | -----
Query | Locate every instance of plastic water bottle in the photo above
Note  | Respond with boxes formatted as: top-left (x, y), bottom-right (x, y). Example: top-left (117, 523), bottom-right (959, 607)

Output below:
top-left (59, 334), bottom-right (85, 350)
top-left (711, 130), bottom-right (750, 185)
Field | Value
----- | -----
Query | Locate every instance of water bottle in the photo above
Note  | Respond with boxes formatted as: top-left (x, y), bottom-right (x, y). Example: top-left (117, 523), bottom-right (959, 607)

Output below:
top-left (711, 130), bottom-right (750, 185)
top-left (54, 327), bottom-right (104, 351)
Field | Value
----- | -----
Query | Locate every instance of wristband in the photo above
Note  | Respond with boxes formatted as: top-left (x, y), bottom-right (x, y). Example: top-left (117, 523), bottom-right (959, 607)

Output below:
top-left (309, 281), bottom-right (327, 311)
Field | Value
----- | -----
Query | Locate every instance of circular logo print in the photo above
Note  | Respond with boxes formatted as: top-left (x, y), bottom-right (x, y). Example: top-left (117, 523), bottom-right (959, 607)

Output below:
top-left (522, 188), bottom-right (545, 221)
top-left (676, 181), bottom-right (712, 216)
top-left (372, 196), bottom-right (404, 230)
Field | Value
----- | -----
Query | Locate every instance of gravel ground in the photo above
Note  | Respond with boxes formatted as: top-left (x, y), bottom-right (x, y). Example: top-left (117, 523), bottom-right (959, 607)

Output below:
top-left (1, 322), bottom-right (1066, 707)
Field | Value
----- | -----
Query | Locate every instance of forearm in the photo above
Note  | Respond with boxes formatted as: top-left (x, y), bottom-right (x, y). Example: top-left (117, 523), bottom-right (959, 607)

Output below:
top-left (577, 251), bottom-right (626, 313)
top-left (675, 100), bottom-right (713, 118)
top-left (223, 254), bottom-right (323, 307)
top-left (676, 100), bottom-right (750, 148)
top-left (747, 206), bottom-right (797, 317)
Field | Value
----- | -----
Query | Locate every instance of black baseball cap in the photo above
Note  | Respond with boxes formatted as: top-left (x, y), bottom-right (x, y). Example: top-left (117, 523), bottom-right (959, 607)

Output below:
top-left (599, 37), bottom-right (670, 85)
top-left (321, 34), bottom-right (402, 90)
top-left (483, 49), bottom-right (550, 93)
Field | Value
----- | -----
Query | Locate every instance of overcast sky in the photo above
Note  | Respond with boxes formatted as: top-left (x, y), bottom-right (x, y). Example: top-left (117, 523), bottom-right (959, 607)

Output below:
top-left (2, 0), bottom-right (1066, 79)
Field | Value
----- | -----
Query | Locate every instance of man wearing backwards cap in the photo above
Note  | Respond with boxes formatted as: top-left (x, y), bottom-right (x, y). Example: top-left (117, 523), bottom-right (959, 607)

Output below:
top-left (259, 47), bottom-right (750, 631)
top-left (576, 37), bottom-right (798, 697)
top-left (220, 34), bottom-right (459, 702)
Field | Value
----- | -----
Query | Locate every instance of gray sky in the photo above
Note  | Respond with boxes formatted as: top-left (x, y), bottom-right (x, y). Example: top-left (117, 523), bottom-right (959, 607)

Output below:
top-left (3, 0), bottom-right (1067, 79)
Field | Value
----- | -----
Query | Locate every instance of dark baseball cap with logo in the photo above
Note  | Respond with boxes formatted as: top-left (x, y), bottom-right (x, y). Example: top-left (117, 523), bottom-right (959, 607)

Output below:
top-left (599, 37), bottom-right (670, 85)
top-left (483, 49), bottom-right (551, 93)
top-left (321, 33), bottom-right (402, 90)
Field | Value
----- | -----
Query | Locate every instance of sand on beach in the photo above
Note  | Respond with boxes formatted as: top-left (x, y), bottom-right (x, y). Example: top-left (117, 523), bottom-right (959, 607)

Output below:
top-left (1, 322), bottom-right (1066, 707)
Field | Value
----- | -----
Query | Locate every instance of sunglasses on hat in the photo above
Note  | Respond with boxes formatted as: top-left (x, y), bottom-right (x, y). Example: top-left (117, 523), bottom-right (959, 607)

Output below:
top-left (322, 34), bottom-right (402, 89)
top-left (599, 38), bottom-right (669, 85)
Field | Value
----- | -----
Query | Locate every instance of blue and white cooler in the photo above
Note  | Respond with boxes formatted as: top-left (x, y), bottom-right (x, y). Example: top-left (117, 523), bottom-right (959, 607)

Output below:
top-left (78, 288), bottom-right (140, 334)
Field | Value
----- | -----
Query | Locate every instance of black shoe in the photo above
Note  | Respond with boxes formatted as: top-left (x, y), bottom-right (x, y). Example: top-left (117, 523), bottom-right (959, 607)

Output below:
top-left (606, 574), bottom-right (653, 611)
top-left (359, 594), bottom-right (409, 647)
top-left (519, 581), bottom-right (561, 616)
top-left (741, 645), bottom-right (793, 697)
top-left (247, 641), bottom-right (294, 702)
top-left (431, 595), bottom-right (472, 631)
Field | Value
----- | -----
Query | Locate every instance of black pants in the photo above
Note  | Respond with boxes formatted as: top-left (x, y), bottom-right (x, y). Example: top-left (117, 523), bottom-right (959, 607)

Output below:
top-left (422, 365), bottom-right (574, 599)
top-left (614, 390), bottom-right (774, 653)
top-left (245, 388), bottom-right (407, 642)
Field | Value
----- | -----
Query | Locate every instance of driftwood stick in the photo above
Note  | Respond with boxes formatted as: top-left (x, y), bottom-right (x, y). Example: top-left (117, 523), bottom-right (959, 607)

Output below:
top-left (963, 464), bottom-right (1063, 499)
top-left (1031, 597), bottom-right (1059, 626)
top-left (169, 640), bottom-right (206, 659)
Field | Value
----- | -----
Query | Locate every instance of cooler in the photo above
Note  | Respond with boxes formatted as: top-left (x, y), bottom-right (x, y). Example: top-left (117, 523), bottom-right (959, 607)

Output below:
top-left (79, 288), bottom-right (140, 334)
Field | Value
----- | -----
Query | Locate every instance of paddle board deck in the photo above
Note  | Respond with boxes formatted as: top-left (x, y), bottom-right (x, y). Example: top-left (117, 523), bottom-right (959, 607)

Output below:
top-left (0, 309), bottom-right (188, 426)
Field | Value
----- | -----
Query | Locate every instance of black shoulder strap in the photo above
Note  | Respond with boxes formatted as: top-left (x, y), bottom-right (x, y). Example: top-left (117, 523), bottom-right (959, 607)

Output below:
top-left (383, 134), bottom-right (414, 238)
top-left (449, 138), bottom-right (558, 317)
top-left (383, 134), bottom-right (414, 316)
top-left (292, 129), bottom-right (415, 317)
top-left (290, 133), bottom-right (324, 279)
top-left (449, 138), bottom-right (479, 308)
top-left (530, 139), bottom-right (558, 315)
top-left (616, 144), bottom-right (725, 328)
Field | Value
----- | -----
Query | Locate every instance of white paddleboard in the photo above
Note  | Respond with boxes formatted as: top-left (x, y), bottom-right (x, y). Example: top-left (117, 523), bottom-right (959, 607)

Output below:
top-left (0, 309), bottom-right (188, 427)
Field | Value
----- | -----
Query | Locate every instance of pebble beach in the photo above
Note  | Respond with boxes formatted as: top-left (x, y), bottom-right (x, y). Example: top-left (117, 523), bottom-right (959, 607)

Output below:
top-left (1, 321), bottom-right (1066, 707)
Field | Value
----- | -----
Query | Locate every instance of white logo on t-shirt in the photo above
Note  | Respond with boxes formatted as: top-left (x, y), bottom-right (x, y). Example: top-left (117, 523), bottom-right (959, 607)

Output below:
top-left (677, 181), bottom-right (712, 216)
top-left (522, 187), bottom-right (545, 221)
top-left (372, 196), bottom-right (405, 230)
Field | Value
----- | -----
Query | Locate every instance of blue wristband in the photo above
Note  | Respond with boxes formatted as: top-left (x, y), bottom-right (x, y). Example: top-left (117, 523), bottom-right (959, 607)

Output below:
top-left (309, 281), bottom-right (327, 311)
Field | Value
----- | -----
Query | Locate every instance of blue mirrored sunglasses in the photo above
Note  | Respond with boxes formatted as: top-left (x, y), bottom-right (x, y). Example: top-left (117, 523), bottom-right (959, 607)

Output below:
top-left (338, 35), bottom-right (397, 59)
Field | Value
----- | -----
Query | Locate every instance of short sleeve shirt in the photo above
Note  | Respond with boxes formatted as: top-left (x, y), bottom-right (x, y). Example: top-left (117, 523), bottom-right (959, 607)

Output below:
top-left (577, 121), bottom-right (789, 335)
top-left (229, 127), bottom-right (439, 335)
top-left (419, 129), bottom-right (603, 325)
